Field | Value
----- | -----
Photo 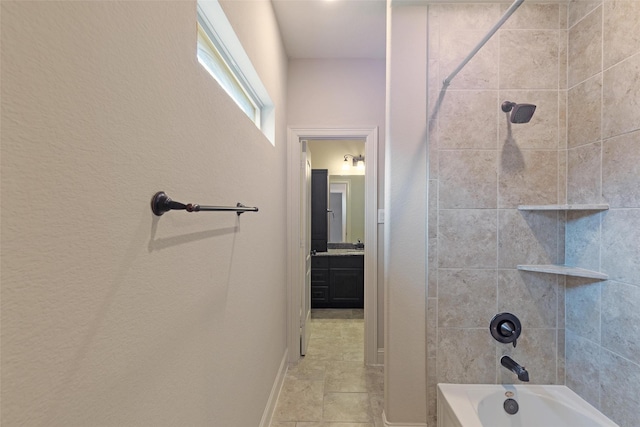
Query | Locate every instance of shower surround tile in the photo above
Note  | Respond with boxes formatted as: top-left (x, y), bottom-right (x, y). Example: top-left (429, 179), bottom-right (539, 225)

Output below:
top-left (438, 269), bottom-right (497, 328)
top-left (439, 30), bottom-right (498, 90)
top-left (567, 142), bottom-right (602, 204)
top-left (438, 150), bottom-right (497, 209)
top-left (498, 210), bottom-right (559, 268)
top-left (500, 3), bottom-right (560, 30)
top-left (438, 90), bottom-right (498, 150)
top-left (601, 281), bottom-right (640, 366)
top-left (568, 0), bottom-right (601, 29)
top-left (437, 329), bottom-right (496, 384)
top-left (603, 52), bottom-right (640, 139)
top-left (497, 270), bottom-right (558, 329)
top-left (568, 74), bottom-right (602, 148)
top-left (602, 130), bottom-right (640, 208)
top-left (600, 349), bottom-right (640, 427)
top-left (499, 150), bottom-right (558, 208)
top-left (438, 209), bottom-right (497, 269)
top-left (601, 209), bottom-right (640, 285)
top-left (565, 210), bottom-right (602, 270)
top-left (568, 5), bottom-right (602, 87)
top-left (566, 331), bottom-right (601, 408)
top-left (500, 30), bottom-right (559, 90)
top-left (603, 0), bottom-right (640, 69)
top-left (565, 277), bottom-right (601, 342)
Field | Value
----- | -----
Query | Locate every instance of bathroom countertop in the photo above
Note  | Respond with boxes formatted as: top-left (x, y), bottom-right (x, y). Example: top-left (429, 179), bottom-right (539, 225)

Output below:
top-left (313, 249), bottom-right (364, 257)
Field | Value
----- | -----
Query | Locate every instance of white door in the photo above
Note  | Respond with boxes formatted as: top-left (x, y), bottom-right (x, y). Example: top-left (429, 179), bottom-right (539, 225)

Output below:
top-left (300, 141), bottom-right (312, 355)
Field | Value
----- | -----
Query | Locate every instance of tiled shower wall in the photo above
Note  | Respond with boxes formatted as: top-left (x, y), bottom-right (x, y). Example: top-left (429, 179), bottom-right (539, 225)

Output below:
top-left (426, 3), bottom-right (568, 424)
top-left (564, 2), bottom-right (640, 426)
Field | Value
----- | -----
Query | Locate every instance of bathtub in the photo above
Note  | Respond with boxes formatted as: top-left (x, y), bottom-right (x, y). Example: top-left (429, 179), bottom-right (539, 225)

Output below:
top-left (437, 383), bottom-right (619, 427)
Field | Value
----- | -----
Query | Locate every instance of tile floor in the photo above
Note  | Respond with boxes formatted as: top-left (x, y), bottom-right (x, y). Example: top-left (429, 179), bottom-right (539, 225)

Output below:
top-left (270, 309), bottom-right (384, 427)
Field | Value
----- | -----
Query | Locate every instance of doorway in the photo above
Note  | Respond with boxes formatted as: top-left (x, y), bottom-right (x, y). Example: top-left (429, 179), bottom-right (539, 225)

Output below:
top-left (286, 127), bottom-right (378, 366)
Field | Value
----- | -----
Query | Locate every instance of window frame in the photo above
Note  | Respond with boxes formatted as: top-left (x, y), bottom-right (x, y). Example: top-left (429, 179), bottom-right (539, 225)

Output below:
top-left (196, 1), bottom-right (275, 145)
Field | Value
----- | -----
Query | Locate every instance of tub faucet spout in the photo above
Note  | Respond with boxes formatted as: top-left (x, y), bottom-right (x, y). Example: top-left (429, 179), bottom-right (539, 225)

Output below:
top-left (501, 356), bottom-right (529, 382)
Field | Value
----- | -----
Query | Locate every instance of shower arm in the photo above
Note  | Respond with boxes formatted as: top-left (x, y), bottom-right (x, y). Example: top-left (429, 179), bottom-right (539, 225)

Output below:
top-left (442, 0), bottom-right (524, 88)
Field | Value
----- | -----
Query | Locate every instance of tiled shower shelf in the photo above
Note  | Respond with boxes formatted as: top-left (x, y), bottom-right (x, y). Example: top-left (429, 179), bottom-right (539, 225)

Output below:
top-left (517, 264), bottom-right (608, 280)
top-left (518, 204), bottom-right (609, 211)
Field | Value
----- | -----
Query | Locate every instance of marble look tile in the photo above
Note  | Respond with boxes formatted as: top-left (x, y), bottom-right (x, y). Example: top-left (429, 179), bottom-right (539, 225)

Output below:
top-left (599, 348), bottom-right (640, 427)
top-left (439, 30), bottom-right (498, 89)
top-left (568, 0), bottom-right (601, 29)
top-left (601, 209), bottom-right (640, 285)
top-left (499, 149), bottom-right (558, 208)
top-left (559, 89), bottom-right (568, 148)
top-left (568, 5), bottom-right (602, 87)
top-left (565, 330), bottom-right (601, 408)
top-left (427, 298), bottom-right (437, 359)
top-left (286, 359), bottom-right (326, 381)
top-left (269, 422), bottom-right (296, 427)
top-left (602, 130), bottom-right (640, 208)
top-left (560, 31), bottom-right (569, 89)
top-left (438, 150), bottom-right (497, 208)
top-left (438, 209), bottom-right (497, 269)
top-left (499, 90), bottom-right (559, 150)
top-left (369, 393), bottom-right (384, 427)
top-left (500, 30), bottom-right (559, 90)
top-left (430, 4), bottom-right (501, 31)
top-left (325, 362), bottom-right (367, 392)
top-left (498, 210), bottom-right (559, 268)
top-left (437, 329), bottom-right (496, 384)
top-left (499, 328), bottom-right (558, 385)
top-left (428, 236), bottom-right (438, 298)
top-left (427, 357), bottom-right (437, 421)
top-left (498, 270), bottom-right (558, 329)
top-left (296, 423), bottom-right (374, 427)
top-left (602, 281), bottom-right (640, 365)
top-left (323, 393), bottom-right (372, 423)
top-left (559, 4), bottom-right (568, 30)
top-left (439, 269), bottom-right (497, 328)
top-left (428, 179), bottom-right (438, 238)
top-left (567, 142), bottom-right (603, 204)
top-left (558, 149), bottom-right (568, 204)
top-left (565, 210), bottom-right (601, 270)
top-left (500, 3), bottom-right (560, 29)
top-left (365, 366), bottom-right (384, 394)
top-left (603, 52), bottom-right (640, 139)
top-left (557, 328), bottom-right (566, 384)
top-left (272, 378), bottom-right (324, 422)
top-left (438, 91), bottom-right (498, 149)
top-left (557, 277), bottom-right (566, 329)
top-left (568, 74), bottom-right (602, 148)
top-left (603, 0), bottom-right (640, 69)
top-left (565, 277), bottom-right (601, 342)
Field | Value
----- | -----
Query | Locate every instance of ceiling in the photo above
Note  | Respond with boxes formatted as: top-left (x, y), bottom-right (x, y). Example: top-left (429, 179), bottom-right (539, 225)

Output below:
top-left (270, 0), bottom-right (387, 59)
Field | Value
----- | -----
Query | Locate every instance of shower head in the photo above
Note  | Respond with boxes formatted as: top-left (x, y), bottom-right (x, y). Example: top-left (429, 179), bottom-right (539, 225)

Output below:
top-left (501, 101), bottom-right (537, 124)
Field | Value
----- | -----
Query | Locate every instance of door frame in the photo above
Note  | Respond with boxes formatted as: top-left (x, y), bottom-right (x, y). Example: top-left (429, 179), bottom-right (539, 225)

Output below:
top-left (286, 126), bottom-right (378, 365)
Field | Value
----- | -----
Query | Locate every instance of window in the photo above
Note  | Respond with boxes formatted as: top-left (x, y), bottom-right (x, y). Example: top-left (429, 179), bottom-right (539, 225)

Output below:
top-left (197, 1), bottom-right (275, 145)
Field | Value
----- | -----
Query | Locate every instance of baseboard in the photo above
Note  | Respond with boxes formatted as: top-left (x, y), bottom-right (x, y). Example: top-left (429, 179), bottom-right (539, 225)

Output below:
top-left (377, 348), bottom-right (385, 365)
top-left (383, 411), bottom-right (428, 427)
top-left (259, 349), bottom-right (288, 427)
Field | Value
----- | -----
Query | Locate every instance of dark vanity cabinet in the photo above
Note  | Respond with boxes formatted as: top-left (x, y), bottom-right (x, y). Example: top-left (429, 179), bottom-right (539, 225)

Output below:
top-left (311, 169), bottom-right (328, 252)
top-left (311, 255), bottom-right (364, 308)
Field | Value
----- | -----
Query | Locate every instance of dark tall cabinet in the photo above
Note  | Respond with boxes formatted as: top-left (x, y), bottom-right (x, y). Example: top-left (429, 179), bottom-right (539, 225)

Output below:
top-left (311, 169), bottom-right (328, 252)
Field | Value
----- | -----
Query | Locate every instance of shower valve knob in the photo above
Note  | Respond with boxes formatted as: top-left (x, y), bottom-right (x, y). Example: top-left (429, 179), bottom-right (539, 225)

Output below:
top-left (490, 312), bottom-right (522, 348)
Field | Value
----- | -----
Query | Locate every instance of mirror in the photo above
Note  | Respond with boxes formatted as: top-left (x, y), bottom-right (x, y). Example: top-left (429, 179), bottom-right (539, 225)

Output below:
top-left (329, 175), bottom-right (364, 243)
top-left (307, 139), bottom-right (365, 245)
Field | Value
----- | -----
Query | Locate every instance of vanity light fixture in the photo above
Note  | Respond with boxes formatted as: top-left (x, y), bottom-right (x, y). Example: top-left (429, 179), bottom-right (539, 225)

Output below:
top-left (342, 154), bottom-right (365, 171)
